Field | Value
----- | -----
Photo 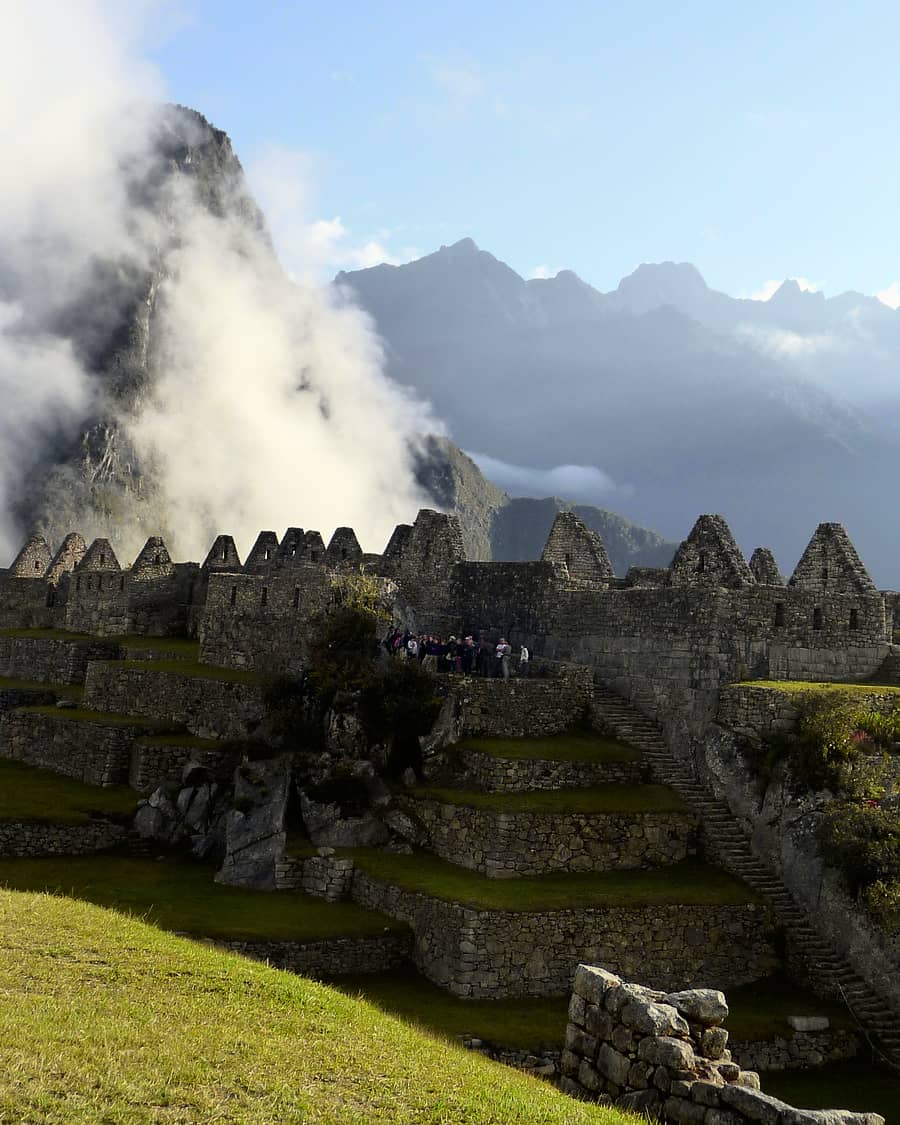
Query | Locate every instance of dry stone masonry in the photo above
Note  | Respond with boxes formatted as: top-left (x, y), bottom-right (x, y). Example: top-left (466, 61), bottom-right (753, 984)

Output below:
top-left (561, 965), bottom-right (883, 1124)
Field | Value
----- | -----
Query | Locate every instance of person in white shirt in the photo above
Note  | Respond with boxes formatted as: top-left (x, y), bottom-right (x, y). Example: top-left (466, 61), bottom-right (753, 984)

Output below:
top-left (495, 638), bottom-right (512, 679)
top-left (519, 644), bottom-right (530, 677)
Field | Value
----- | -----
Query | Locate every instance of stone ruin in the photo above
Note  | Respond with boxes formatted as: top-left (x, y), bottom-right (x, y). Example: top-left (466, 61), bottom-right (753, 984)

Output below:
top-left (561, 965), bottom-right (883, 1124)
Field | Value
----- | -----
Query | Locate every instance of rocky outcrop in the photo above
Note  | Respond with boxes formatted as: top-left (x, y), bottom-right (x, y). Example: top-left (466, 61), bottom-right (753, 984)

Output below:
top-left (215, 755), bottom-right (292, 889)
top-left (561, 965), bottom-right (884, 1124)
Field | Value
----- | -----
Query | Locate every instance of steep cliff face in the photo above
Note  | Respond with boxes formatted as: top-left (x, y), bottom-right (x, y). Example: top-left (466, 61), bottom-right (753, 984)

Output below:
top-left (18, 105), bottom-right (268, 554)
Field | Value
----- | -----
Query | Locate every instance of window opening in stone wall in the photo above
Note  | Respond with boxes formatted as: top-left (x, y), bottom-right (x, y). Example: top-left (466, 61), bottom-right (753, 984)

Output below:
top-left (290, 546), bottom-right (296, 558)
top-left (187, 581), bottom-right (194, 607)
top-left (341, 548), bottom-right (348, 560)
top-left (46, 587), bottom-right (55, 608)
top-left (821, 566), bottom-right (829, 581)
top-left (33, 560), bottom-right (40, 571)
top-left (221, 547), bottom-right (227, 560)
top-left (230, 585), bottom-right (237, 606)
top-left (564, 552), bottom-right (572, 569)
top-left (311, 551), bottom-right (318, 562)
top-left (119, 576), bottom-right (125, 591)
top-left (774, 603), bottom-right (785, 627)
top-left (813, 607), bottom-right (823, 630)
top-left (264, 549), bottom-right (270, 561)
top-left (293, 587), bottom-right (300, 608)
top-left (97, 576), bottom-right (102, 592)
top-left (697, 551), bottom-right (706, 573)
top-left (849, 608), bottom-right (859, 630)
top-left (76, 576), bottom-right (81, 591)
top-left (154, 553), bottom-right (161, 564)
top-left (261, 586), bottom-right (268, 607)
top-left (100, 553), bottom-right (105, 566)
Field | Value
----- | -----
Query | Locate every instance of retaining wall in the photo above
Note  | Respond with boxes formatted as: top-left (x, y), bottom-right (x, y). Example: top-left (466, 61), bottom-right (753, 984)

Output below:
top-left (453, 664), bottom-right (594, 739)
top-left (404, 797), bottom-right (696, 877)
top-left (454, 746), bottom-right (644, 791)
top-left (0, 709), bottom-right (136, 787)
top-left (216, 931), bottom-right (411, 977)
top-left (352, 870), bottom-right (780, 999)
top-left (0, 819), bottom-right (127, 856)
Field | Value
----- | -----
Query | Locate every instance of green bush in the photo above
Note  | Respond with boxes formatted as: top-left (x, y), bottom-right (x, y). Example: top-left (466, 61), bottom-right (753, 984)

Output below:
top-left (852, 709), bottom-right (900, 750)
top-left (819, 801), bottom-right (900, 895)
top-left (861, 879), bottom-right (900, 931)
top-left (783, 692), bottom-right (860, 791)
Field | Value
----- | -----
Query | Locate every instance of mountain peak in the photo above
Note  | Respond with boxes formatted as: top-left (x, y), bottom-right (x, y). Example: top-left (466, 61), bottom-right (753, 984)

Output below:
top-left (439, 237), bottom-right (480, 257)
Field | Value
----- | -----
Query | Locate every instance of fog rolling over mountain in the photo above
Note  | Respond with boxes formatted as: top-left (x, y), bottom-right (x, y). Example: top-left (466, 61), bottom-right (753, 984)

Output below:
top-left (338, 241), bottom-right (900, 586)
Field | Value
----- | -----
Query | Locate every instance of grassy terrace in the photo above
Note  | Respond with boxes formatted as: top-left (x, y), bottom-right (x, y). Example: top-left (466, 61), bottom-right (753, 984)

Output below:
top-left (349, 852), bottom-right (760, 911)
top-left (14, 704), bottom-right (178, 731)
top-left (101, 658), bottom-right (265, 685)
top-left (0, 892), bottom-right (622, 1125)
top-left (0, 855), bottom-right (403, 942)
top-left (0, 627), bottom-right (100, 643)
top-left (0, 760), bottom-right (136, 824)
top-left (407, 783), bottom-right (686, 814)
top-left (0, 676), bottom-right (82, 700)
top-left (455, 731), bottom-right (640, 762)
top-left (737, 679), bottom-right (900, 696)
top-left (0, 627), bottom-right (200, 659)
top-left (331, 969), bottom-right (570, 1051)
top-left (725, 975), bottom-right (852, 1041)
top-left (135, 732), bottom-right (227, 751)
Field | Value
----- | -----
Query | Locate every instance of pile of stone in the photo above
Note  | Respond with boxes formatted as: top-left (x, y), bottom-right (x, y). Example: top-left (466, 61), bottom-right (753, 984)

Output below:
top-left (561, 965), bottom-right (883, 1124)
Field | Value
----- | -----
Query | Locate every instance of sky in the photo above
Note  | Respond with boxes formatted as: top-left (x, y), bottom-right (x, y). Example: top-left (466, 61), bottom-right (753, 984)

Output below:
top-left (147, 0), bottom-right (900, 303)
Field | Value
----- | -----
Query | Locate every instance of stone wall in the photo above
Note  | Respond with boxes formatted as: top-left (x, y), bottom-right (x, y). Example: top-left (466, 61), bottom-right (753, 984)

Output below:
top-left (0, 635), bottom-right (119, 685)
top-left (0, 819), bottom-right (127, 856)
top-left (275, 853), bottom-right (356, 902)
top-left (403, 797), bottom-right (696, 877)
top-left (454, 746), bottom-right (644, 791)
top-left (718, 684), bottom-right (900, 746)
top-left (352, 870), bottom-right (780, 999)
top-left (128, 739), bottom-right (241, 793)
top-left (82, 663), bottom-right (266, 739)
top-left (729, 1027), bottom-right (858, 1073)
top-left (560, 965), bottom-right (882, 1124)
top-left (0, 709), bottom-right (136, 786)
top-left (215, 931), bottom-right (411, 977)
top-left (453, 663), bottom-right (594, 738)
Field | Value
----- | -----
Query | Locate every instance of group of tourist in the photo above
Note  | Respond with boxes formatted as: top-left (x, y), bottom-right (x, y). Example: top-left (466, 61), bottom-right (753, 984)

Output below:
top-left (381, 627), bottom-right (531, 679)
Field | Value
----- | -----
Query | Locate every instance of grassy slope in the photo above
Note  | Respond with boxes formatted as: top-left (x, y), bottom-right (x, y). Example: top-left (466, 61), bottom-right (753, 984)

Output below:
top-left (14, 704), bottom-right (176, 729)
top-left (0, 760), bottom-right (136, 823)
top-left (455, 733), bottom-right (640, 762)
top-left (0, 676), bottom-right (82, 699)
top-left (408, 783), bottom-right (685, 814)
top-left (0, 855), bottom-right (402, 941)
top-left (330, 969), bottom-right (569, 1051)
top-left (0, 890), bottom-right (627, 1125)
top-left (351, 852), bottom-right (759, 911)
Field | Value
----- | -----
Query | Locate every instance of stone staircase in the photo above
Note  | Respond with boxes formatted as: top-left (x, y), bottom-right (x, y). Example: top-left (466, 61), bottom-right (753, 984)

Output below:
top-left (592, 682), bottom-right (900, 1072)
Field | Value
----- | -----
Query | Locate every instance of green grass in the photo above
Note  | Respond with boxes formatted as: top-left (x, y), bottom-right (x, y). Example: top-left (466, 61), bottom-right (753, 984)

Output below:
top-left (103, 659), bottom-right (265, 685)
top-left (351, 851), bottom-right (760, 911)
top-left (407, 783), bottom-right (686, 814)
top-left (725, 974), bottom-right (853, 1041)
top-left (761, 1060), bottom-right (899, 1120)
top-left (0, 855), bottom-right (403, 942)
top-left (0, 676), bottom-right (82, 699)
top-left (455, 732), bottom-right (640, 763)
top-left (15, 705), bottom-right (177, 730)
top-left (0, 891), bottom-right (624, 1124)
top-left (737, 680), bottom-right (900, 696)
top-left (116, 635), bottom-right (200, 657)
top-left (0, 760), bottom-right (136, 824)
top-left (330, 968), bottom-right (569, 1051)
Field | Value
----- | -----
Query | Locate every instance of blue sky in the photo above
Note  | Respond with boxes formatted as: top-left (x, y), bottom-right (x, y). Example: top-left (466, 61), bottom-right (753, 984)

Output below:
top-left (150, 1), bottom-right (900, 300)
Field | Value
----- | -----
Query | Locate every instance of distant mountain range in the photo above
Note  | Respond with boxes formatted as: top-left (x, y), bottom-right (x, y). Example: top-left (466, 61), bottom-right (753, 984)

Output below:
top-left (338, 241), bottom-right (900, 586)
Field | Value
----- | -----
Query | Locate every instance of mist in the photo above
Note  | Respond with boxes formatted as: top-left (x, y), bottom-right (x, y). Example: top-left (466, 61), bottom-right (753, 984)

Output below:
top-left (0, 1), bottom-right (434, 565)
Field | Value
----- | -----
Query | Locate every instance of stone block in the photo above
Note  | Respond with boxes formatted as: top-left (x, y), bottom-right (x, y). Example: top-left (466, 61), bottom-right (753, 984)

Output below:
top-left (577, 1058), bottom-right (602, 1092)
top-left (691, 1082), bottom-right (721, 1108)
top-left (666, 988), bottom-right (729, 1025)
top-left (638, 1035), bottom-right (695, 1070)
top-left (622, 998), bottom-right (687, 1036)
top-left (564, 1025), bottom-right (598, 1058)
top-left (568, 993), bottom-right (587, 1026)
top-left (574, 964), bottom-right (619, 1005)
top-left (701, 1026), bottom-right (729, 1059)
top-left (559, 1049), bottom-right (580, 1078)
top-left (617, 1089), bottom-right (662, 1116)
top-left (596, 1042), bottom-right (631, 1086)
top-left (787, 1015), bottom-right (829, 1032)
top-left (719, 1084), bottom-right (789, 1124)
top-left (627, 1059), bottom-right (653, 1089)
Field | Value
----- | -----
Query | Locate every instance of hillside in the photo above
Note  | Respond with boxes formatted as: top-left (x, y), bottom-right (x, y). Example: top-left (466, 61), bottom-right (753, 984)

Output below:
top-left (0, 889), bottom-right (626, 1124)
top-left (417, 437), bottom-right (678, 571)
top-left (339, 242), bottom-right (900, 586)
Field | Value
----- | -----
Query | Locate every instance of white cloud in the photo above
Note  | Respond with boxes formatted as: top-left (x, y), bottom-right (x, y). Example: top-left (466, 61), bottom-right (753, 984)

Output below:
top-left (467, 452), bottom-right (631, 503)
top-left (529, 265), bottom-right (563, 280)
top-left (246, 146), bottom-right (417, 279)
top-left (736, 324), bottom-right (837, 360)
top-left (430, 60), bottom-right (486, 105)
top-left (877, 282), bottom-right (900, 310)
top-left (749, 277), bottom-right (820, 301)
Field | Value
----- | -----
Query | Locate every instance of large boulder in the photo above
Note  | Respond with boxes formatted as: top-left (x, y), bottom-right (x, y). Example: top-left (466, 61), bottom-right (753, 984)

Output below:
top-left (215, 755), bottom-right (292, 889)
